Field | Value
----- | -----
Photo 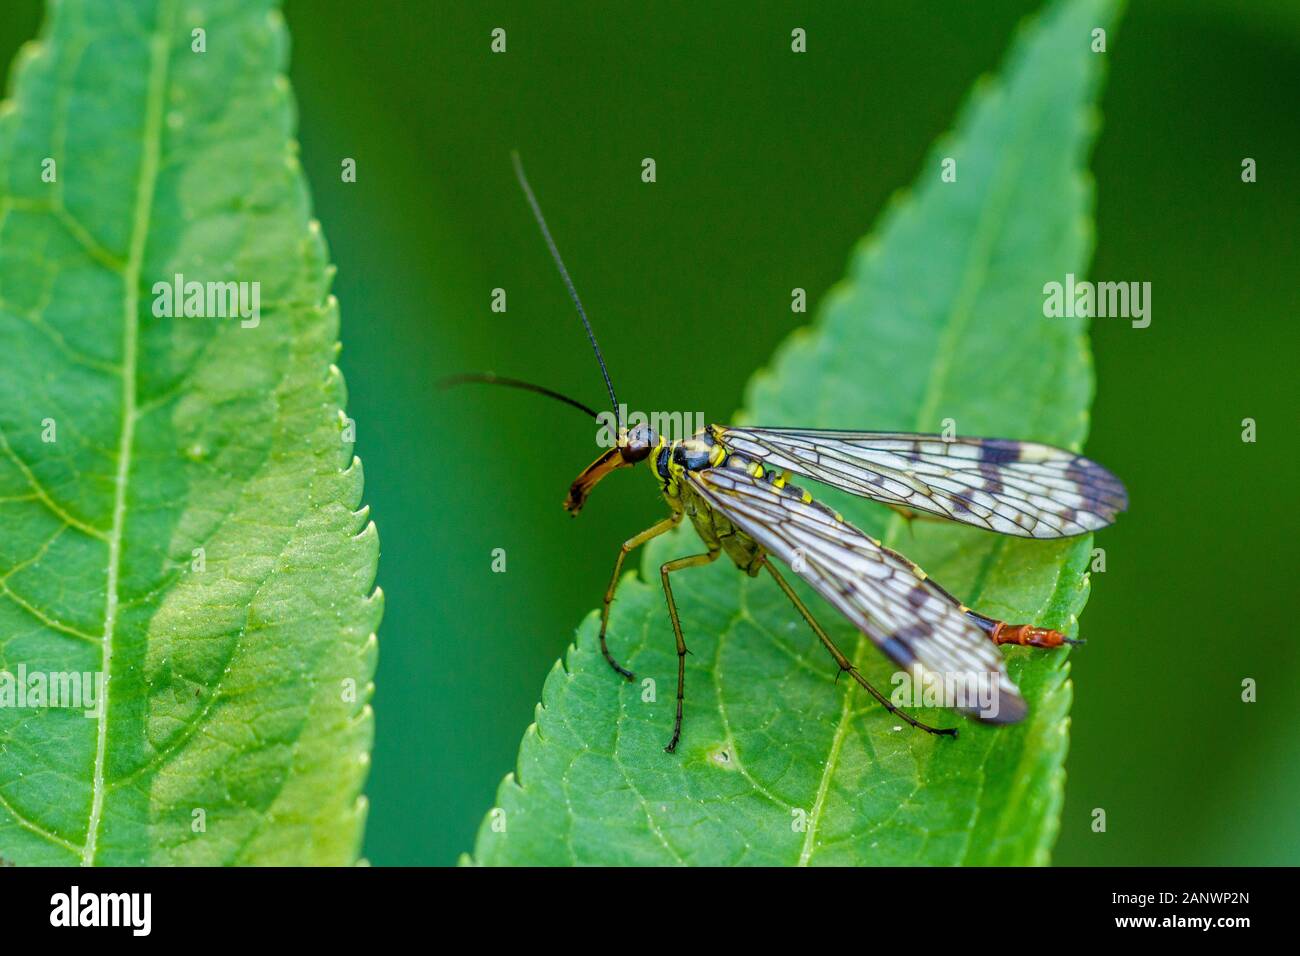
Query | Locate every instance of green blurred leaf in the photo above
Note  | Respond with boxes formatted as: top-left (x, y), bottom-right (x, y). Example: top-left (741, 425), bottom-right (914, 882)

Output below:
top-left (473, 0), bottom-right (1116, 866)
top-left (0, 0), bottom-right (379, 864)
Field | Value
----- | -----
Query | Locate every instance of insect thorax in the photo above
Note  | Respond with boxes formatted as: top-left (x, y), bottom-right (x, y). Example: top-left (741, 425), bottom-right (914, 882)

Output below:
top-left (653, 425), bottom-right (819, 576)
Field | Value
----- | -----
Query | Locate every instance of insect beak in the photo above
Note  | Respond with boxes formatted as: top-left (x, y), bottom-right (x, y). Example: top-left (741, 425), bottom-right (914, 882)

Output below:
top-left (564, 446), bottom-right (631, 516)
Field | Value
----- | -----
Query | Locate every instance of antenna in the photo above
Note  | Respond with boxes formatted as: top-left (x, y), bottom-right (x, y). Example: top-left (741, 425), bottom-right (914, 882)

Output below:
top-left (437, 372), bottom-right (600, 421)
top-left (511, 151), bottom-right (620, 426)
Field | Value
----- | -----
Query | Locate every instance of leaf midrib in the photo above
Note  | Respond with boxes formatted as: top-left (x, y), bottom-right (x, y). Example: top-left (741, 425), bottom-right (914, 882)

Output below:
top-left (82, 0), bottom-right (176, 866)
top-left (797, 75), bottom-right (1041, 866)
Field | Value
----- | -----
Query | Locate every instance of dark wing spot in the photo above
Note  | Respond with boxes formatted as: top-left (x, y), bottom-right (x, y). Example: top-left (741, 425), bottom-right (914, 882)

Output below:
top-left (896, 621), bottom-right (932, 639)
top-left (947, 491), bottom-right (976, 515)
top-left (880, 636), bottom-right (918, 668)
top-left (979, 439), bottom-right (1022, 464)
top-left (1067, 460), bottom-right (1129, 511)
top-left (977, 463), bottom-right (1005, 494)
top-left (891, 622), bottom-right (933, 660)
top-left (906, 583), bottom-right (931, 609)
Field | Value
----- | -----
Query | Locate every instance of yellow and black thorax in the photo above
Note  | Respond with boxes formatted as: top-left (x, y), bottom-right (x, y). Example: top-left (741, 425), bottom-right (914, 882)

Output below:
top-left (654, 425), bottom-right (838, 575)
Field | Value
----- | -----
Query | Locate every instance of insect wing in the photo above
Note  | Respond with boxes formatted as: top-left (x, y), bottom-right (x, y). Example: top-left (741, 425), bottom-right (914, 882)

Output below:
top-left (716, 427), bottom-right (1127, 539)
top-left (686, 466), bottom-right (1027, 724)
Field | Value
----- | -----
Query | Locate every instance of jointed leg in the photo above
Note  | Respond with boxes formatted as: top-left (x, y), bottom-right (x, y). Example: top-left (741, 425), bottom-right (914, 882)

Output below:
top-left (599, 515), bottom-right (681, 680)
top-left (660, 549), bottom-right (720, 753)
top-left (762, 558), bottom-right (957, 738)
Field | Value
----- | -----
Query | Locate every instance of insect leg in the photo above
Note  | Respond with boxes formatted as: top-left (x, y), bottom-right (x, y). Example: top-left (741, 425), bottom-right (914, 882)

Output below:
top-left (659, 549), bottom-right (721, 753)
top-left (599, 514), bottom-right (682, 680)
top-left (761, 558), bottom-right (957, 738)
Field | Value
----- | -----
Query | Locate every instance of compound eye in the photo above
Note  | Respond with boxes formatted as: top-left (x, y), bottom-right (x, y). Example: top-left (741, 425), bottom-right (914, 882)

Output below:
top-left (622, 438), bottom-right (651, 463)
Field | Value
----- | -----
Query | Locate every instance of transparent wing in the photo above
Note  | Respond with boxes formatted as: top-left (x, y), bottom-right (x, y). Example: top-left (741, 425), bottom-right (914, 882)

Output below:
top-left (686, 466), bottom-right (1026, 724)
top-left (716, 426), bottom-right (1128, 539)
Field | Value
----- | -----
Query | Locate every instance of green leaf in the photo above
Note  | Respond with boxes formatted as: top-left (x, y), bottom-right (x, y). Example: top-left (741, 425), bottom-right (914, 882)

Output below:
top-left (0, 0), bottom-right (379, 865)
top-left (472, 0), bottom-right (1117, 866)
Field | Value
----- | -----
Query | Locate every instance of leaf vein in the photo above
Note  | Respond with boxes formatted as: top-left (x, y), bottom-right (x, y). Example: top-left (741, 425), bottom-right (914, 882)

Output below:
top-left (82, 0), bottom-right (176, 867)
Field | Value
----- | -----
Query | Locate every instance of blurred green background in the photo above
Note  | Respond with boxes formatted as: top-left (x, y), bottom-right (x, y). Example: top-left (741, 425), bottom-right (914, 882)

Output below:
top-left (4, 0), bottom-right (1295, 866)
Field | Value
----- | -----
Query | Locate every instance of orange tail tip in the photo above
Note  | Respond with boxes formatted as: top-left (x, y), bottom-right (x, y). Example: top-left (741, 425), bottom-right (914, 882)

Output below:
top-left (990, 623), bottom-right (1080, 648)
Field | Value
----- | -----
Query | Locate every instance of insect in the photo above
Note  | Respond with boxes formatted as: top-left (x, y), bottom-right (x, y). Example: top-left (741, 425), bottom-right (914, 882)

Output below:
top-left (446, 155), bottom-right (1128, 753)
